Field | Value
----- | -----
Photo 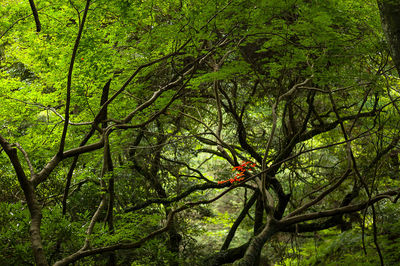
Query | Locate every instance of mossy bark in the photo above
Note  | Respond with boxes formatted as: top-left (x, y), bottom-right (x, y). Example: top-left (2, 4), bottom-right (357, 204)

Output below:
top-left (378, 0), bottom-right (400, 75)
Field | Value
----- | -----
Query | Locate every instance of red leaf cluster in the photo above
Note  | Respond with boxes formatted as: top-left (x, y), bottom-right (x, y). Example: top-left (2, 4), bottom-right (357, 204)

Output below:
top-left (218, 161), bottom-right (256, 184)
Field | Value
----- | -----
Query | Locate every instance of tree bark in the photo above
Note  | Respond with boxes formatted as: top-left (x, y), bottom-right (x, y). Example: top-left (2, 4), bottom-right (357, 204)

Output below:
top-left (0, 135), bottom-right (48, 266)
top-left (236, 218), bottom-right (277, 266)
top-left (378, 0), bottom-right (400, 75)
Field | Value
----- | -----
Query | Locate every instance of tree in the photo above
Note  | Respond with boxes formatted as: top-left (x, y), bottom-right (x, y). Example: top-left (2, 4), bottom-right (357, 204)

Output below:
top-left (1, 0), bottom-right (400, 265)
top-left (378, 0), bottom-right (400, 74)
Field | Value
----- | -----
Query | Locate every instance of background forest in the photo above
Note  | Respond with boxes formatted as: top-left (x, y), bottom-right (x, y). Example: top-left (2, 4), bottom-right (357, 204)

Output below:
top-left (1, 0), bottom-right (400, 265)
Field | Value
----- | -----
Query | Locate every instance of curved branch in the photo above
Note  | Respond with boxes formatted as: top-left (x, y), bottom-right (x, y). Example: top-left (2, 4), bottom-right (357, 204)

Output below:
top-left (59, 0), bottom-right (91, 155)
top-left (32, 138), bottom-right (104, 187)
top-left (15, 142), bottom-right (36, 179)
top-left (281, 189), bottom-right (400, 226)
top-left (286, 169), bottom-right (351, 218)
top-left (124, 181), bottom-right (228, 213)
top-left (56, 174), bottom-right (238, 265)
top-left (0, 5), bottom-right (47, 39)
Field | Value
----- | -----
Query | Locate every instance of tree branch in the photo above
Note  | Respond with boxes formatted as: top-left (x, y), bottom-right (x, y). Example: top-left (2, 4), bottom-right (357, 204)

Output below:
top-left (28, 0), bottom-right (41, 32)
top-left (59, 0), bottom-right (91, 155)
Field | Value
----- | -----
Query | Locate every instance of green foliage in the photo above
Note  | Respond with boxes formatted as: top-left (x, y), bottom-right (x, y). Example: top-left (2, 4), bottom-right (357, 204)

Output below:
top-left (0, 202), bottom-right (32, 265)
top-left (280, 206), bottom-right (400, 265)
top-left (1, 0), bottom-right (400, 265)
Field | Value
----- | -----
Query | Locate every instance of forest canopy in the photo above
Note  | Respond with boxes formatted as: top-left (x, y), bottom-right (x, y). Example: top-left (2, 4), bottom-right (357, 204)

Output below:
top-left (1, 0), bottom-right (400, 265)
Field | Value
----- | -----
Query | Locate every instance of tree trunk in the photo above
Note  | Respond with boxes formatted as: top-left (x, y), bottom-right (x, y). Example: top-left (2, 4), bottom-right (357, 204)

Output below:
top-left (378, 0), bottom-right (400, 75)
top-left (236, 218), bottom-right (278, 266)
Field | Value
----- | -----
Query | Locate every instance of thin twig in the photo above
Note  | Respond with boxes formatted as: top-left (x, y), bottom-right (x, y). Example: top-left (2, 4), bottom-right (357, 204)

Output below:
top-left (15, 143), bottom-right (36, 179)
